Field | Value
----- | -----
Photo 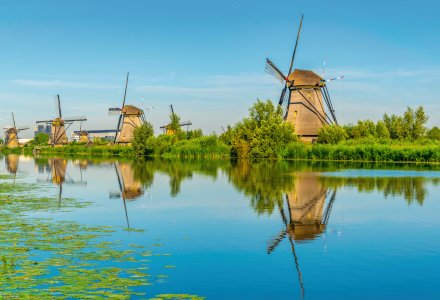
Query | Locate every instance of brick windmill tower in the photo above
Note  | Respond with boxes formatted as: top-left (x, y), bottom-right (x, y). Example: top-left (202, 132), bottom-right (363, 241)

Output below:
top-left (265, 15), bottom-right (342, 141)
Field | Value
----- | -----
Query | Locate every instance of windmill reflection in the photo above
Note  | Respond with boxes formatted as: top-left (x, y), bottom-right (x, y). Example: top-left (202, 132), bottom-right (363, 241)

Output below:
top-left (5, 154), bottom-right (19, 174)
top-left (267, 172), bottom-right (337, 298)
top-left (110, 162), bottom-right (144, 228)
top-left (37, 158), bottom-right (86, 208)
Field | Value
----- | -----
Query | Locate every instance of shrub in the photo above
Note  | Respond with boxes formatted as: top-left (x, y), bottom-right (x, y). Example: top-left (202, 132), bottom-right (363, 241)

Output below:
top-left (317, 125), bottom-right (348, 144)
top-left (132, 122), bottom-right (154, 156)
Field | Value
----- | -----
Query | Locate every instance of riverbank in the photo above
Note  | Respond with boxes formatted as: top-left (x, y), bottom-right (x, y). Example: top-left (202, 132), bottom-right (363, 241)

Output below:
top-left (3, 140), bottom-right (440, 163)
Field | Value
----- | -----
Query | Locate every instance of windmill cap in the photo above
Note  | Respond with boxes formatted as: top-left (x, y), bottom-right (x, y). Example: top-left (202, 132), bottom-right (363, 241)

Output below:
top-left (122, 105), bottom-right (143, 115)
top-left (288, 69), bottom-right (323, 86)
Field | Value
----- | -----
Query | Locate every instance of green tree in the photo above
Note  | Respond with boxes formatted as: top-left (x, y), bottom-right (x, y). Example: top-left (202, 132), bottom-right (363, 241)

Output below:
top-left (132, 122), bottom-right (154, 156)
top-left (427, 126), bottom-right (440, 141)
top-left (375, 121), bottom-right (390, 139)
top-left (32, 133), bottom-right (49, 145)
top-left (231, 100), bottom-right (296, 158)
top-left (317, 125), bottom-right (348, 144)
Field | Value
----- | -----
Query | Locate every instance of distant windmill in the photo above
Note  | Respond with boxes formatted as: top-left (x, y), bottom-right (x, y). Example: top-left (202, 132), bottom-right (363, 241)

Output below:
top-left (3, 112), bottom-right (29, 148)
top-left (160, 105), bottom-right (192, 134)
top-left (265, 14), bottom-right (342, 141)
top-left (36, 95), bottom-right (87, 146)
top-left (109, 72), bottom-right (146, 144)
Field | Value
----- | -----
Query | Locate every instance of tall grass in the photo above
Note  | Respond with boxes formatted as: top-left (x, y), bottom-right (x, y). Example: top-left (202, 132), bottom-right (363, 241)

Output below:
top-left (282, 142), bottom-right (440, 162)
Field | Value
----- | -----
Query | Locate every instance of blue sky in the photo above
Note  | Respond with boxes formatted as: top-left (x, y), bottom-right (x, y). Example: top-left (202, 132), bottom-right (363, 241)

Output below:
top-left (1, 0), bottom-right (439, 137)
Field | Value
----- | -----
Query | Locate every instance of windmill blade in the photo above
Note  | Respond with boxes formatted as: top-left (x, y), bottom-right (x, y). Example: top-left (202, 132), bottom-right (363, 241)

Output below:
top-left (63, 116), bottom-right (87, 122)
top-left (122, 72), bottom-right (129, 108)
top-left (35, 119), bottom-right (54, 124)
top-left (288, 14), bottom-right (304, 75)
top-left (11, 112), bottom-right (16, 128)
top-left (265, 58), bottom-right (287, 84)
top-left (114, 114), bottom-right (122, 143)
top-left (55, 94), bottom-right (62, 118)
top-left (179, 121), bottom-right (192, 127)
top-left (17, 127), bottom-right (30, 131)
top-left (325, 75), bottom-right (344, 82)
top-left (267, 229), bottom-right (287, 254)
top-left (108, 107), bottom-right (122, 116)
top-left (279, 87), bottom-right (291, 119)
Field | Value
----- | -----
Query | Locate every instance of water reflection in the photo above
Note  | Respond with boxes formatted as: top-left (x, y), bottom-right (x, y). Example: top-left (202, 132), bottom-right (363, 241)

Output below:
top-left (111, 162), bottom-right (145, 228)
top-left (9, 156), bottom-right (440, 298)
top-left (35, 157), bottom-right (86, 208)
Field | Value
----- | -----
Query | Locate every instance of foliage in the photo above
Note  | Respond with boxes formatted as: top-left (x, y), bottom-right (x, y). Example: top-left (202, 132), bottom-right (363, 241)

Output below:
top-left (32, 132), bottom-right (49, 145)
top-left (427, 126), bottom-right (440, 141)
top-left (383, 106), bottom-right (428, 140)
top-left (186, 129), bottom-right (203, 140)
top-left (317, 125), bottom-right (348, 144)
top-left (132, 122), bottom-right (155, 156)
top-left (230, 100), bottom-right (296, 158)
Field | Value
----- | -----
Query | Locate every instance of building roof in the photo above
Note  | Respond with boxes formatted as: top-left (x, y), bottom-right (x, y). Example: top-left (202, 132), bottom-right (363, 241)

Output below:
top-left (288, 69), bottom-right (323, 87)
top-left (122, 105), bottom-right (143, 115)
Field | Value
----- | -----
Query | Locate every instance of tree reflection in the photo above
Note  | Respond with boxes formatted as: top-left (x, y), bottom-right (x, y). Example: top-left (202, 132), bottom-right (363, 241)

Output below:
top-left (320, 176), bottom-right (428, 205)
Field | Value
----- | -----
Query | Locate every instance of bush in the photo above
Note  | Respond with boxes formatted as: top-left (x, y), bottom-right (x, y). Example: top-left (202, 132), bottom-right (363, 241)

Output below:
top-left (32, 133), bottom-right (49, 145)
top-left (132, 122), bottom-right (154, 156)
top-left (317, 125), bottom-right (348, 144)
top-left (230, 100), bottom-right (296, 158)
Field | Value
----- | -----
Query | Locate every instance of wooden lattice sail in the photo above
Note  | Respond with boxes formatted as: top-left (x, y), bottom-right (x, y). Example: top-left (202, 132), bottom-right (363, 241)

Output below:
top-left (109, 73), bottom-right (146, 144)
top-left (36, 95), bottom-right (87, 146)
top-left (265, 14), bottom-right (341, 141)
top-left (4, 113), bottom-right (29, 148)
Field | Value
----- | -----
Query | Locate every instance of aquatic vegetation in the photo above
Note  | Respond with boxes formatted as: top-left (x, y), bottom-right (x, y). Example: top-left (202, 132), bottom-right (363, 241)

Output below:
top-left (0, 179), bottom-right (203, 298)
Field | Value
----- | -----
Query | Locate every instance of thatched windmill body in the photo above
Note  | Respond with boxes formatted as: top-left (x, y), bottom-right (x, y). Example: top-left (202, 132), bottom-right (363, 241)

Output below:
top-left (109, 73), bottom-right (146, 144)
top-left (160, 105), bottom-right (192, 135)
top-left (4, 113), bottom-right (29, 148)
top-left (266, 15), bottom-right (342, 141)
top-left (36, 95), bottom-right (87, 146)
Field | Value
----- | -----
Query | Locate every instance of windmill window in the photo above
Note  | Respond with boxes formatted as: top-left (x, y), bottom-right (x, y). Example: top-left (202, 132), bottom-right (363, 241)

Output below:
top-left (294, 111), bottom-right (298, 119)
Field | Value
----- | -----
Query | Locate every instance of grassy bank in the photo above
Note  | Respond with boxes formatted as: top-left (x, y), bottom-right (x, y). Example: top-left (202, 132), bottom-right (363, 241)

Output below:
top-left (3, 140), bottom-right (440, 163)
top-left (282, 142), bottom-right (440, 163)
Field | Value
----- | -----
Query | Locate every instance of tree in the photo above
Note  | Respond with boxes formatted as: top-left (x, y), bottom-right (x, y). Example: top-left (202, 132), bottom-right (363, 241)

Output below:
top-left (132, 122), bottom-right (155, 156)
top-left (231, 100), bottom-right (296, 158)
top-left (427, 126), bottom-right (440, 141)
top-left (32, 133), bottom-right (49, 145)
top-left (317, 125), bottom-right (348, 144)
top-left (375, 121), bottom-right (390, 139)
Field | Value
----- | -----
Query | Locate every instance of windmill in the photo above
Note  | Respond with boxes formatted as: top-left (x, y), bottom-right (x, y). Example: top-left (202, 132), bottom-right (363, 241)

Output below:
top-left (36, 95), bottom-right (87, 146)
top-left (109, 72), bottom-right (146, 144)
top-left (37, 158), bottom-right (87, 209)
top-left (109, 162), bottom-right (144, 228)
top-left (3, 112), bottom-right (29, 148)
top-left (265, 14), bottom-right (342, 141)
top-left (160, 105), bottom-right (192, 134)
top-left (267, 173), bottom-right (337, 298)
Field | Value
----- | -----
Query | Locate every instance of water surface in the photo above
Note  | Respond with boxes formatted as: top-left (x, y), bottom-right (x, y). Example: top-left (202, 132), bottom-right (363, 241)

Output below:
top-left (2, 155), bottom-right (439, 299)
